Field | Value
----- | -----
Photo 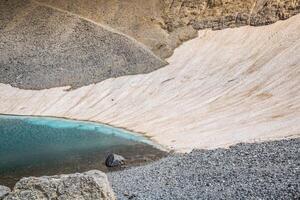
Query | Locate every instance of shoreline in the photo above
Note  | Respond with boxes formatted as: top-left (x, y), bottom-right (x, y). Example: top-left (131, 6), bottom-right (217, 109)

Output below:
top-left (1, 113), bottom-right (298, 153)
top-left (0, 115), bottom-right (168, 188)
top-left (2, 138), bottom-right (298, 198)
top-left (0, 114), bottom-right (167, 151)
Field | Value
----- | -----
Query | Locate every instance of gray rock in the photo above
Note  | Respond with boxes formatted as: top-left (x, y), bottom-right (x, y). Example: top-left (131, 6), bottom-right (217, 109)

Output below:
top-left (0, 186), bottom-right (10, 200)
top-left (105, 153), bottom-right (126, 167)
top-left (4, 170), bottom-right (115, 200)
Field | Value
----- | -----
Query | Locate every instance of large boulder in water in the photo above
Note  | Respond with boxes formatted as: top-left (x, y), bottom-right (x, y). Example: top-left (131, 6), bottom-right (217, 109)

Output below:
top-left (0, 186), bottom-right (10, 200)
top-left (4, 170), bottom-right (115, 200)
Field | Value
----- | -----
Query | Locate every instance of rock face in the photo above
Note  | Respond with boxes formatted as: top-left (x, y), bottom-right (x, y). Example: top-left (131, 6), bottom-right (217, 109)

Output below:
top-left (35, 0), bottom-right (300, 58)
top-left (0, 186), bottom-right (10, 200)
top-left (4, 170), bottom-right (115, 200)
top-left (0, 0), bottom-right (166, 90)
top-left (163, 0), bottom-right (300, 31)
top-left (105, 154), bottom-right (126, 167)
top-left (162, 0), bottom-right (300, 56)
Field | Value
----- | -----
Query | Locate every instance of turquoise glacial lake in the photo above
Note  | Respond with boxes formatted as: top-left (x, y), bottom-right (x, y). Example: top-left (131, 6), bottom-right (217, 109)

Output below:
top-left (0, 115), bottom-right (166, 187)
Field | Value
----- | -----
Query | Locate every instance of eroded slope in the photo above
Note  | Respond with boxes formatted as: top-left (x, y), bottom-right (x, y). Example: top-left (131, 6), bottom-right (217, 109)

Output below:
top-left (0, 0), bottom-right (166, 90)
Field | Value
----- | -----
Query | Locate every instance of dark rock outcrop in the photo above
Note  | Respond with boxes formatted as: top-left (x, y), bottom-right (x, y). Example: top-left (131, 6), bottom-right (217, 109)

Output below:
top-left (163, 0), bottom-right (300, 31)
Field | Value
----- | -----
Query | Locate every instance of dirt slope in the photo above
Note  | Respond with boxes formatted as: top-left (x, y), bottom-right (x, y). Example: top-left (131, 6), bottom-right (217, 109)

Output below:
top-left (0, 0), bottom-right (166, 90)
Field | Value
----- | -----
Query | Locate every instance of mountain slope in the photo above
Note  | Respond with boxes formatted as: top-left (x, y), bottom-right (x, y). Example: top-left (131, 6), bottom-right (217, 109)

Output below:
top-left (1, 14), bottom-right (299, 151)
top-left (0, 0), bottom-right (166, 90)
top-left (35, 0), bottom-right (300, 58)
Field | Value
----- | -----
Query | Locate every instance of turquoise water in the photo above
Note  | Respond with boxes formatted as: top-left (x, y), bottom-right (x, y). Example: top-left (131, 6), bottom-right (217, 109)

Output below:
top-left (0, 115), bottom-right (165, 187)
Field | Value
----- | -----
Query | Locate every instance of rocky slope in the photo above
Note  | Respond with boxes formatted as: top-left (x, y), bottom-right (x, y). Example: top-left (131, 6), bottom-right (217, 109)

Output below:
top-left (163, 0), bottom-right (300, 31)
top-left (36, 0), bottom-right (300, 58)
top-left (35, 0), bottom-right (171, 57)
top-left (0, 0), bottom-right (166, 90)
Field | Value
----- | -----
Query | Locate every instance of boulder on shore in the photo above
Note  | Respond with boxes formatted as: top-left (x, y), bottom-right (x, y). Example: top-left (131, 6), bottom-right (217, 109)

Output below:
top-left (4, 170), bottom-right (115, 200)
top-left (105, 153), bottom-right (126, 167)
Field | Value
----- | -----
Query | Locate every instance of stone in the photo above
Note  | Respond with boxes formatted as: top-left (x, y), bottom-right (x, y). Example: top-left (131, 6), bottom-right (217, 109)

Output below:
top-left (0, 186), bottom-right (10, 200)
top-left (105, 154), bottom-right (126, 167)
top-left (4, 170), bottom-right (115, 200)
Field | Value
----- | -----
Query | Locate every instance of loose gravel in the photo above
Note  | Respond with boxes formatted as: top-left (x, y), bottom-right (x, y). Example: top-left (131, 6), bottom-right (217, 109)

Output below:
top-left (108, 138), bottom-right (300, 200)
